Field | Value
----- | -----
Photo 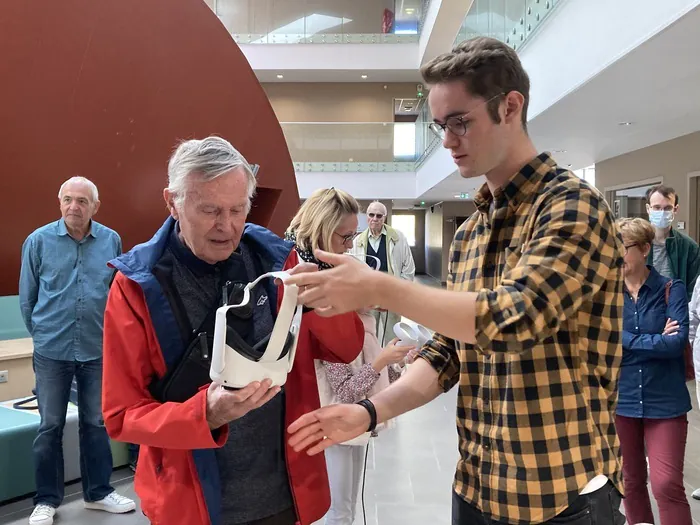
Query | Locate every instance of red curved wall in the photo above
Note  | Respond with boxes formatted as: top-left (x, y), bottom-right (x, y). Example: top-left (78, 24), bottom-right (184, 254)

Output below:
top-left (0, 0), bottom-right (299, 295)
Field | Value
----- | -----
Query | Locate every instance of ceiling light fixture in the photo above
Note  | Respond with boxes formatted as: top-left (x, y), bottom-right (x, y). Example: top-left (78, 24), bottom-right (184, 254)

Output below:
top-left (361, 74), bottom-right (368, 79)
top-left (276, 74), bottom-right (284, 79)
top-left (618, 121), bottom-right (633, 126)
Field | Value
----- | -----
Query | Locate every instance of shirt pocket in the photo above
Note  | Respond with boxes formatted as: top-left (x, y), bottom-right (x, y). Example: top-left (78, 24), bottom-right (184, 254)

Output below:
top-left (87, 257), bottom-right (115, 289)
top-left (39, 267), bottom-right (68, 293)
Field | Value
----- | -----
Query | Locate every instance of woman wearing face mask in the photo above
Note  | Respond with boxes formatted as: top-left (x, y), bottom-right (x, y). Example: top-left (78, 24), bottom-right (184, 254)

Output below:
top-left (285, 189), bottom-right (417, 525)
top-left (615, 218), bottom-right (692, 525)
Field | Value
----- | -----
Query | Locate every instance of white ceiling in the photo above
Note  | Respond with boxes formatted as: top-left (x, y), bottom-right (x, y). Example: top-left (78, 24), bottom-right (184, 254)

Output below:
top-left (256, 69), bottom-right (423, 83)
top-left (528, 3), bottom-right (700, 171)
top-left (413, 4), bottom-right (700, 204)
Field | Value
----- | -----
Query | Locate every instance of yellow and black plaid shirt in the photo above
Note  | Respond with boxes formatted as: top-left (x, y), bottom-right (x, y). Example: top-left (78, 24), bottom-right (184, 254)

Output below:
top-left (420, 153), bottom-right (624, 524)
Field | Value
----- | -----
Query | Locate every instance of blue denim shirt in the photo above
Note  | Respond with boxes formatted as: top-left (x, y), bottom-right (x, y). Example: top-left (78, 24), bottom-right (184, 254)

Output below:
top-left (618, 266), bottom-right (692, 418)
top-left (18, 219), bottom-right (121, 362)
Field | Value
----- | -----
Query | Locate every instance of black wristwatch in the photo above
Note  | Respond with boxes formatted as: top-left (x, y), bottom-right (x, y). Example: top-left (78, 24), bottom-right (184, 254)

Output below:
top-left (356, 399), bottom-right (377, 432)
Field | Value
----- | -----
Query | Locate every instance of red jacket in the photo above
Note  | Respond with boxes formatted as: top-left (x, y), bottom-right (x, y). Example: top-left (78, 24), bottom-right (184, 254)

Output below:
top-left (102, 219), bottom-right (363, 525)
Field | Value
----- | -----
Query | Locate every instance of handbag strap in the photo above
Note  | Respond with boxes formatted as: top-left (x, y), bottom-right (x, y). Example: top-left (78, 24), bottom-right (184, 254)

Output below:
top-left (664, 280), bottom-right (673, 304)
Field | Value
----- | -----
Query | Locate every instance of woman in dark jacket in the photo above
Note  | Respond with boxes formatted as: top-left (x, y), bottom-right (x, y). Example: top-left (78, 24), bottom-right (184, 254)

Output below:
top-left (616, 217), bottom-right (692, 525)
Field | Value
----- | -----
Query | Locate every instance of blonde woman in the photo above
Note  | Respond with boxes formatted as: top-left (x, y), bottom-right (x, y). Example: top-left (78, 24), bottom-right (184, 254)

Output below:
top-left (285, 188), bottom-right (415, 525)
top-left (616, 218), bottom-right (691, 525)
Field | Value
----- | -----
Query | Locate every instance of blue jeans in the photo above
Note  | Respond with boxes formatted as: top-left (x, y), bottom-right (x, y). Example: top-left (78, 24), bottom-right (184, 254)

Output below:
top-left (32, 353), bottom-right (114, 507)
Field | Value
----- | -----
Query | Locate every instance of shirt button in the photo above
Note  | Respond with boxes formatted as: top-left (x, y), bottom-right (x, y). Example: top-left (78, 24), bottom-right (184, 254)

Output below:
top-left (640, 401), bottom-right (643, 404)
top-left (639, 385), bottom-right (642, 388)
top-left (639, 369), bottom-right (642, 372)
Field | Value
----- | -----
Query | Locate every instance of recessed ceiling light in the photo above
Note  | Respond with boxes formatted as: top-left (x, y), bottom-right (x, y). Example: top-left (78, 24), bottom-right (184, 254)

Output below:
top-left (405, 8), bottom-right (415, 14)
top-left (276, 74), bottom-right (284, 79)
top-left (361, 74), bottom-right (368, 79)
top-left (618, 121), bottom-right (633, 126)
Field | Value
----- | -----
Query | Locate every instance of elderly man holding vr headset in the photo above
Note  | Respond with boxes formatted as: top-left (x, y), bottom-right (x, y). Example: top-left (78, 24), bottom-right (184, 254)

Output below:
top-left (101, 136), bottom-right (363, 525)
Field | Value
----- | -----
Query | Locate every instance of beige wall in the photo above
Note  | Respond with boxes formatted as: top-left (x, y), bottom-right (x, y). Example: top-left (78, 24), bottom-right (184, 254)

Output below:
top-left (265, 83), bottom-right (421, 162)
top-left (596, 131), bottom-right (700, 232)
top-left (217, 0), bottom-right (394, 37)
top-left (263, 83), bottom-right (420, 122)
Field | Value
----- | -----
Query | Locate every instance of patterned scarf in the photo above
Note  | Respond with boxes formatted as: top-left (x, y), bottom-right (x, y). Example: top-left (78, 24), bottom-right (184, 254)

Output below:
top-left (284, 230), bottom-right (333, 270)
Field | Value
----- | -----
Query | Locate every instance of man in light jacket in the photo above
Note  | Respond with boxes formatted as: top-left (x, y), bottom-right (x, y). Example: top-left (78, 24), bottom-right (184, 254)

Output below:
top-left (687, 280), bottom-right (700, 501)
top-left (352, 201), bottom-right (415, 345)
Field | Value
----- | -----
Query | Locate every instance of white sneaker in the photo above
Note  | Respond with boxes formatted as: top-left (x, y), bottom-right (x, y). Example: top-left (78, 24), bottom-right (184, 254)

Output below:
top-left (28, 504), bottom-right (55, 525)
top-left (84, 491), bottom-right (136, 513)
top-left (693, 487), bottom-right (700, 500)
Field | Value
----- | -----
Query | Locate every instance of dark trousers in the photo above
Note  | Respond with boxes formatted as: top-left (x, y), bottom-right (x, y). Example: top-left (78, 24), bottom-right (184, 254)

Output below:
top-left (616, 414), bottom-right (692, 525)
top-left (32, 353), bottom-right (114, 507)
top-left (452, 482), bottom-right (624, 524)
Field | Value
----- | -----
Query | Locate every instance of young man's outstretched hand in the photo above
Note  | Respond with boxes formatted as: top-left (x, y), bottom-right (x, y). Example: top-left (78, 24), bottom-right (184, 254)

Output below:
top-left (287, 404), bottom-right (371, 455)
top-left (286, 250), bottom-right (383, 316)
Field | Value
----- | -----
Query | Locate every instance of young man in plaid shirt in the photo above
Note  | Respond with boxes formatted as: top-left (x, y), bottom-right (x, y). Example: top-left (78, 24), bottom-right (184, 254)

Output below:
top-left (286, 37), bottom-right (625, 525)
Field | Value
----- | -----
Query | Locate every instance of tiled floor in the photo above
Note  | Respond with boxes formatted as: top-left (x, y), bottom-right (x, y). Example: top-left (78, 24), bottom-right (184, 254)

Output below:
top-left (2, 275), bottom-right (700, 525)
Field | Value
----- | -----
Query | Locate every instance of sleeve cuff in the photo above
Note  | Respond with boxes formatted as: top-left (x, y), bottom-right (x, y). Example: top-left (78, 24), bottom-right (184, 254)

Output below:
top-left (418, 339), bottom-right (459, 392)
top-left (474, 288), bottom-right (524, 351)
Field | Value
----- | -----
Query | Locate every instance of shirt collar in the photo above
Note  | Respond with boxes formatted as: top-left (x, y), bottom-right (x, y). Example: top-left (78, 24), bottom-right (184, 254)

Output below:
top-left (641, 266), bottom-right (666, 292)
top-left (474, 152), bottom-right (556, 214)
top-left (625, 266), bottom-right (665, 294)
top-left (57, 218), bottom-right (97, 238)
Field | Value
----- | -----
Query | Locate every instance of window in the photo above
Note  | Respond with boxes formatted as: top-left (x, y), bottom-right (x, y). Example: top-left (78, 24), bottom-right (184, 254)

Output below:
top-left (393, 123), bottom-right (416, 159)
top-left (391, 214), bottom-right (416, 247)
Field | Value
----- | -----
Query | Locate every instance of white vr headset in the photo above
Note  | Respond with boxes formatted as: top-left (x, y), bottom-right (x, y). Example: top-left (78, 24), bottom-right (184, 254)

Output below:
top-left (393, 320), bottom-right (432, 348)
top-left (210, 271), bottom-right (303, 389)
top-left (210, 254), bottom-right (382, 390)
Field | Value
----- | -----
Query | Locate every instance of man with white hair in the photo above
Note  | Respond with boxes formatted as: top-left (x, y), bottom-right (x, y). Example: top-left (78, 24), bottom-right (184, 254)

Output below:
top-left (19, 177), bottom-right (134, 525)
top-left (352, 201), bottom-right (415, 344)
top-left (101, 136), bottom-right (361, 525)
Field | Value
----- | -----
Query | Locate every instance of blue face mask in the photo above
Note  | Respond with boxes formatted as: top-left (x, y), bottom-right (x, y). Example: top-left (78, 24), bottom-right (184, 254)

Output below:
top-left (648, 209), bottom-right (674, 229)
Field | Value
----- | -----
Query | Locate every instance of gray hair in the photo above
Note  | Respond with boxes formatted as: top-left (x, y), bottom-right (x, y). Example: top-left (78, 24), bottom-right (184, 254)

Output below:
top-left (58, 176), bottom-right (99, 203)
top-left (367, 200), bottom-right (387, 215)
top-left (167, 136), bottom-right (257, 212)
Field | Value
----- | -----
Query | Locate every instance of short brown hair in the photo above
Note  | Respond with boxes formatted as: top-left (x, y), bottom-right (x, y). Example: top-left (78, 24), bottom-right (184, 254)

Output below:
top-left (617, 218), bottom-right (654, 247)
top-left (420, 37), bottom-right (530, 129)
top-left (646, 184), bottom-right (678, 206)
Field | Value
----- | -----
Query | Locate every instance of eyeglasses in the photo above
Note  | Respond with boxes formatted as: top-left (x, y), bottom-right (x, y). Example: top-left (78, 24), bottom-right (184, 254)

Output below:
top-left (648, 205), bottom-right (675, 212)
top-left (428, 93), bottom-right (505, 140)
top-left (334, 231), bottom-right (359, 244)
top-left (368, 213), bottom-right (384, 219)
top-left (623, 243), bottom-right (638, 253)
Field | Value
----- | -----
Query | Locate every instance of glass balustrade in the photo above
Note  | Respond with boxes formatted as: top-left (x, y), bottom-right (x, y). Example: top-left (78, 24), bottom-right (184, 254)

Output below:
top-left (455, 0), bottom-right (560, 51)
top-left (281, 122), bottom-right (434, 172)
top-left (210, 0), bottom-right (426, 44)
top-left (414, 99), bottom-right (441, 168)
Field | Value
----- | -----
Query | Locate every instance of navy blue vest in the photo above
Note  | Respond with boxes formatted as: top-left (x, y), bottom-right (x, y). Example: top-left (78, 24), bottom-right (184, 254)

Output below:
top-left (367, 235), bottom-right (389, 273)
